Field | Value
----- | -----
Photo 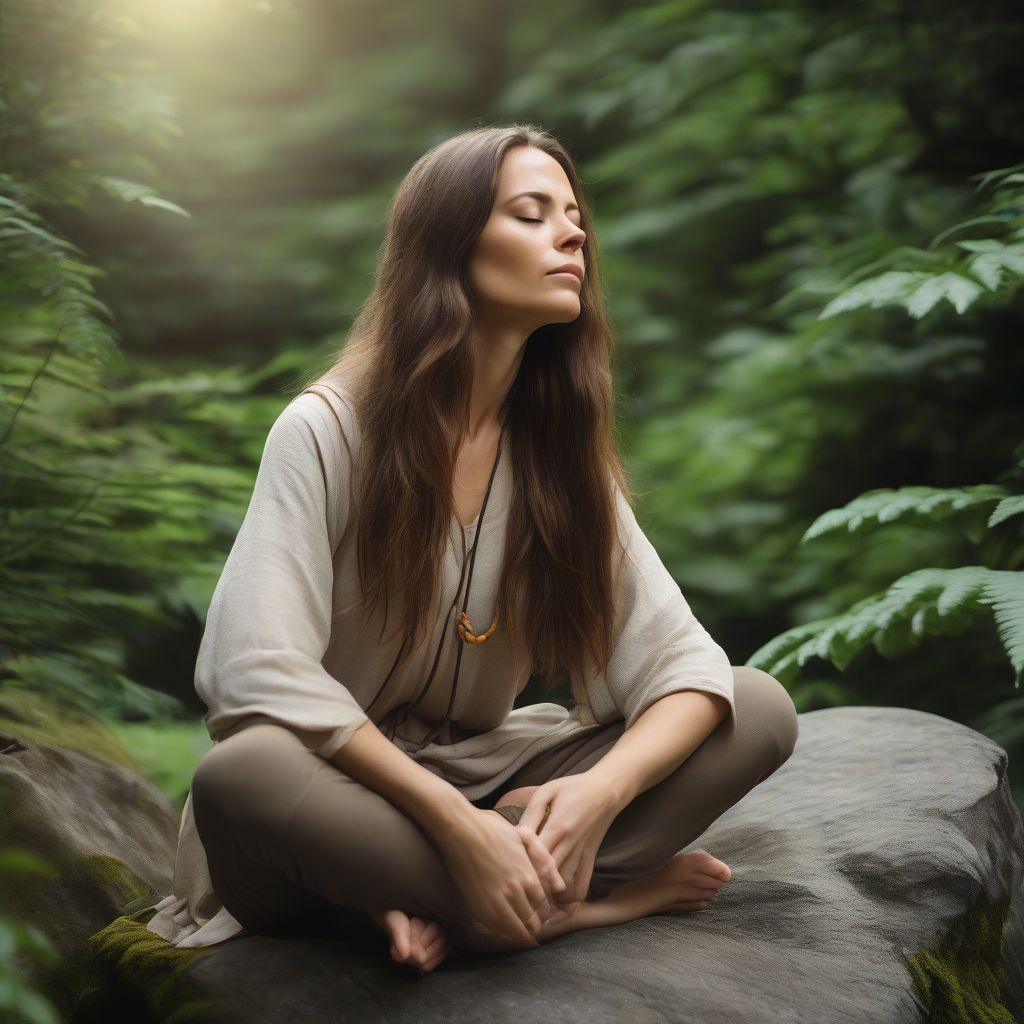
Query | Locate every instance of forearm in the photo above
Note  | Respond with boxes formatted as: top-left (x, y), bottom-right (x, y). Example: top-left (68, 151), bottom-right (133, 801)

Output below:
top-left (289, 719), bottom-right (478, 842)
top-left (586, 689), bottom-right (731, 810)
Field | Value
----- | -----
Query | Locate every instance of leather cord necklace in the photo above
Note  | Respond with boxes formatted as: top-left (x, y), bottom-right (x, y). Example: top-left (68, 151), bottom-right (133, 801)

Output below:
top-left (365, 420), bottom-right (507, 749)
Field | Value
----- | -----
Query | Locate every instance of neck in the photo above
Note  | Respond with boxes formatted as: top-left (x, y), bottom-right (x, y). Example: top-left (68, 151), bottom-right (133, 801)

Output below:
top-left (465, 318), bottom-right (528, 442)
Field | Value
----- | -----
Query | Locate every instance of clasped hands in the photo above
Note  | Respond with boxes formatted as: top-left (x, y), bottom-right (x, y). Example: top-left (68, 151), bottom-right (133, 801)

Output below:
top-left (501, 771), bottom-right (622, 920)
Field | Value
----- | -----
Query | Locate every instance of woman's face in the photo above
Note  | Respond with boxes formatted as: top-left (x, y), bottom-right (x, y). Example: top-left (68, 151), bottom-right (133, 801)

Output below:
top-left (467, 146), bottom-right (586, 331)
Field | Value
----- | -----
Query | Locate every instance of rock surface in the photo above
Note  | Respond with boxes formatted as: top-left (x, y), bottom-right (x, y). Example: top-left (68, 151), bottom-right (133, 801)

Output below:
top-left (5, 704), bottom-right (1023, 1023)
top-left (0, 693), bottom-right (180, 1021)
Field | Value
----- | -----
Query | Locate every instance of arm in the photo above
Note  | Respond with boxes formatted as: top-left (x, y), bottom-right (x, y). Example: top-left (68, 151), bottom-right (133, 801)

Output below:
top-left (515, 483), bottom-right (736, 907)
top-left (201, 391), bottom-right (563, 941)
top-left (198, 389), bottom-right (480, 836)
top-left (585, 689), bottom-right (731, 810)
top-left (289, 720), bottom-right (480, 842)
top-left (580, 479), bottom-right (736, 808)
top-left (291, 720), bottom-right (569, 943)
top-left (588, 477), bottom-right (737, 735)
top-left (195, 391), bottom-right (371, 755)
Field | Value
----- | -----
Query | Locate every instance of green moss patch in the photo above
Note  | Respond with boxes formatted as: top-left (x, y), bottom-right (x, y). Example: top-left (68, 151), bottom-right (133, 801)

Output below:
top-left (905, 892), bottom-right (1018, 1024)
top-left (0, 687), bottom-right (138, 773)
top-left (65, 903), bottom-right (222, 1024)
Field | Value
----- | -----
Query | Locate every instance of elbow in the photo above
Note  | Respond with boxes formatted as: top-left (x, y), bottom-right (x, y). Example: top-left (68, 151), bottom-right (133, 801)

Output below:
top-left (709, 691), bottom-right (732, 724)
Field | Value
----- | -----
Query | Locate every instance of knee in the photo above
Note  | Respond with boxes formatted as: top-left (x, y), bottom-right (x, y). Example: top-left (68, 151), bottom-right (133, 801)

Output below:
top-left (732, 666), bottom-right (799, 765)
top-left (192, 723), bottom-right (304, 832)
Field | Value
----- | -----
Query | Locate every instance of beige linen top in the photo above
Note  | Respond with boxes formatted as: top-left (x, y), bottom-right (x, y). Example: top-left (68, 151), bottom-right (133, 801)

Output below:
top-left (144, 378), bottom-right (736, 948)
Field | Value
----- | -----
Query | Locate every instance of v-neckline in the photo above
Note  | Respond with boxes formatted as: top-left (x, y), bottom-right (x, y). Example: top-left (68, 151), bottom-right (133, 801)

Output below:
top-left (453, 422), bottom-right (507, 534)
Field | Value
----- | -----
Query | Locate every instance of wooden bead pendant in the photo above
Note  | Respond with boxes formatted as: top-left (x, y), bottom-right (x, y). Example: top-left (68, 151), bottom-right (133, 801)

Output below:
top-left (458, 607), bottom-right (498, 645)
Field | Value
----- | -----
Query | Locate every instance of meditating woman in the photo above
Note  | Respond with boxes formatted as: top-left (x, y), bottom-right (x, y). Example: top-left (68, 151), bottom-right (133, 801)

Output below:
top-left (144, 123), bottom-right (799, 975)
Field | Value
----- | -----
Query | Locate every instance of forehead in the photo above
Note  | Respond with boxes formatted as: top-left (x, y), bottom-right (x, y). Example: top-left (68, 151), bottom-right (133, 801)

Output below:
top-left (495, 146), bottom-right (575, 203)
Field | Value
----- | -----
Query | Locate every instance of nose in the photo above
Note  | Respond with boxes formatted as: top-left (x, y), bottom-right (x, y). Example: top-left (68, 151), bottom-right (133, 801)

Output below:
top-left (558, 224), bottom-right (585, 254)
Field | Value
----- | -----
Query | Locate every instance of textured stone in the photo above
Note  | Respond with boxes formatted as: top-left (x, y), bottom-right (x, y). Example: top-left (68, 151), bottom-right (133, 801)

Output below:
top-left (5, 705), bottom-right (1023, 1023)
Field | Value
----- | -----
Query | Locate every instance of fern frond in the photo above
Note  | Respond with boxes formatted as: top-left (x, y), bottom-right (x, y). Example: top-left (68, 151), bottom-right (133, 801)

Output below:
top-left (976, 571), bottom-right (1024, 687)
top-left (748, 567), bottom-right (1024, 686)
top-left (989, 496), bottom-right (1024, 529)
top-left (801, 485), bottom-right (1011, 543)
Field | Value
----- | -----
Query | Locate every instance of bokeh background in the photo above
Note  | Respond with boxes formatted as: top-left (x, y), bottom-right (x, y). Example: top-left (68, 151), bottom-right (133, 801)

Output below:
top-left (2, 0), bottom-right (1023, 1016)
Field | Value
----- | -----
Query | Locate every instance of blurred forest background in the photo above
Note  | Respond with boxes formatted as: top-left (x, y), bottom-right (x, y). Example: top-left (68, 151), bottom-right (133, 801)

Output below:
top-left (2, 0), bottom-right (1023, 1017)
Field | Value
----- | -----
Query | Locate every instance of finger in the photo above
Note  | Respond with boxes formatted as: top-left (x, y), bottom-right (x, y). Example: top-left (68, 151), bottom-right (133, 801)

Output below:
top-left (420, 945), bottom-right (449, 973)
top-left (504, 890), bottom-right (543, 944)
top-left (410, 918), bottom-right (439, 950)
top-left (575, 859), bottom-right (596, 905)
top-left (519, 829), bottom-right (567, 894)
top-left (528, 862), bottom-right (566, 916)
top-left (392, 916), bottom-right (410, 960)
top-left (503, 911), bottom-right (539, 946)
top-left (478, 896), bottom-right (535, 946)
top-left (513, 886), bottom-right (545, 934)
top-left (415, 919), bottom-right (441, 947)
top-left (552, 853), bottom-right (582, 902)
top-left (420, 932), bottom-right (446, 962)
top-left (516, 794), bottom-right (550, 836)
top-left (552, 850), bottom-right (579, 894)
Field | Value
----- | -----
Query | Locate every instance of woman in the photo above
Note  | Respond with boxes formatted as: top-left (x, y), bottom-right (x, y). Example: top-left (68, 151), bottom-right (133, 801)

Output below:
top-left (145, 124), bottom-right (799, 975)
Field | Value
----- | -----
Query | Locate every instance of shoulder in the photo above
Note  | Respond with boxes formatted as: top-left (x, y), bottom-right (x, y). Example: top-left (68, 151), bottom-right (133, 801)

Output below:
top-left (270, 379), bottom-right (362, 466)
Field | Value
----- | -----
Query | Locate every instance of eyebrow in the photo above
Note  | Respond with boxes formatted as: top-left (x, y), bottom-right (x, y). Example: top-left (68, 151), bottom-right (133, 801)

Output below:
top-left (505, 190), bottom-right (580, 213)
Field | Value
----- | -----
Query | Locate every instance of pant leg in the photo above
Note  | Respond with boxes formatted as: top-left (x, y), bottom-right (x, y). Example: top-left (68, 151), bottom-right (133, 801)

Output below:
top-left (490, 666), bottom-right (799, 898)
top-left (190, 722), bottom-right (530, 955)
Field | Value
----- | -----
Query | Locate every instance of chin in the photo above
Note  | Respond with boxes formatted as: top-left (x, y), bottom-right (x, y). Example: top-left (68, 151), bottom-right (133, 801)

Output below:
top-left (540, 302), bottom-right (582, 325)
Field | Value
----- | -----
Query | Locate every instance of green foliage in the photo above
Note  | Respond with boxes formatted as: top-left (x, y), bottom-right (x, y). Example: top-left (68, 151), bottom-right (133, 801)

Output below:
top-left (748, 164), bottom-right (1024, 695)
top-left (800, 483), bottom-right (1018, 546)
top-left (478, 0), bottom-right (1024, 819)
top-left (819, 166), bottom-right (1024, 320)
top-left (1, 9), bottom-right (1023, 1007)
top-left (751, 566), bottom-right (1024, 685)
top-left (0, 1), bottom-right (317, 722)
top-left (0, 848), bottom-right (62, 1024)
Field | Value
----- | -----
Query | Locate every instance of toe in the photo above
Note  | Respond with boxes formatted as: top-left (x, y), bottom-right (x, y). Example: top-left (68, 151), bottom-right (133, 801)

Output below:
top-left (693, 851), bottom-right (731, 884)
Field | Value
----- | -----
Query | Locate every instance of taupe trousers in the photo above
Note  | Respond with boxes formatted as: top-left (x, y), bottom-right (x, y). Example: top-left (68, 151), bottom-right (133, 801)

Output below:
top-left (191, 666), bottom-right (798, 956)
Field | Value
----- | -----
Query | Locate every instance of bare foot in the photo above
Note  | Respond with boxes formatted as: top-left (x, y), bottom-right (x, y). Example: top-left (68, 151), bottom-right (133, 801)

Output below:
top-left (367, 908), bottom-right (453, 974)
top-left (609, 848), bottom-right (732, 916)
top-left (526, 849), bottom-right (733, 945)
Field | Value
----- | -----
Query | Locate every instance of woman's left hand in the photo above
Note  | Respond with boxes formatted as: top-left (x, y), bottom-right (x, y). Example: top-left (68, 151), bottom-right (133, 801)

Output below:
top-left (516, 772), bottom-right (623, 916)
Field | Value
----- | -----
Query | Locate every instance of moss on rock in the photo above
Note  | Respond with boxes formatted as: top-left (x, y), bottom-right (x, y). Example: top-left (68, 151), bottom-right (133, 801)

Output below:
top-left (66, 904), bottom-right (221, 1024)
top-left (905, 892), bottom-right (1017, 1024)
top-left (0, 686), bottom-right (138, 773)
top-left (79, 853), bottom-right (153, 909)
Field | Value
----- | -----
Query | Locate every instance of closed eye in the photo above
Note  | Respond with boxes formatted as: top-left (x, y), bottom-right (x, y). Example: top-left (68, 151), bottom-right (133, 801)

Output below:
top-left (516, 216), bottom-right (542, 223)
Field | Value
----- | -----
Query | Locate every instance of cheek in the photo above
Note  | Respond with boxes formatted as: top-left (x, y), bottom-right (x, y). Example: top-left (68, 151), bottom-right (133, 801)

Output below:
top-left (495, 229), bottom-right (536, 267)
top-left (468, 228), bottom-right (579, 307)
top-left (471, 235), bottom-right (538, 293)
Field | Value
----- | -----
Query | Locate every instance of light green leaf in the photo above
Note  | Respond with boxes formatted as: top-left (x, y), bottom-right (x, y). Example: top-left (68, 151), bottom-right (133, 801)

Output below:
top-left (818, 271), bottom-right (929, 319)
top-left (904, 272), bottom-right (984, 318)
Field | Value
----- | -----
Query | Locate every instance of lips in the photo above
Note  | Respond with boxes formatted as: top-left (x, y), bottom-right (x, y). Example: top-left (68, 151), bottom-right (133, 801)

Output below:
top-left (547, 265), bottom-right (583, 281)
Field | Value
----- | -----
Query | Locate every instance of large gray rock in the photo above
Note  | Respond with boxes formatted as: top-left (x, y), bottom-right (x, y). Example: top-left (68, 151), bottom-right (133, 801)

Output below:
top-left (0, 738), bottom-right (177, 930)
top-left (152, 706), bottom-right (1024, 1023)
top-left (11, 705), bottom-right (1024, 1023)
top-left (0, 707), bottom-right (180, 1022)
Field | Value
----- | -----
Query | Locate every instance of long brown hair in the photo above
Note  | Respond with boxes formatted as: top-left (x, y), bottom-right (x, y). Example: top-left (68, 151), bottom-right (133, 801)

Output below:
top-left (301, 123), bottom-right (636, 700)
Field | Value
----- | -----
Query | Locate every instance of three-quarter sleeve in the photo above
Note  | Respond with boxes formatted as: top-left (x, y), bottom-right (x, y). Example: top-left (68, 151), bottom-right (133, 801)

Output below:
top-left (583, 479), bottom-right (736, 733)
top-left (195, 390), bottom-right (369, 760)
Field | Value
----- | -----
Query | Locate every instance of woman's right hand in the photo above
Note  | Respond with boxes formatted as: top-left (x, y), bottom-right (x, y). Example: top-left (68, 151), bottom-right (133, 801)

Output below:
top-left (436, 807), bottom-right (567, 947)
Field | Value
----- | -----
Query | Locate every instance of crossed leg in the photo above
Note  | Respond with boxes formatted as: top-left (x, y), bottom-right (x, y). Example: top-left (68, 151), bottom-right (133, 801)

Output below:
top-left (374, 665), bottom-right (799, 968)
top-left (192, 666), bottom-right (797, 971)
